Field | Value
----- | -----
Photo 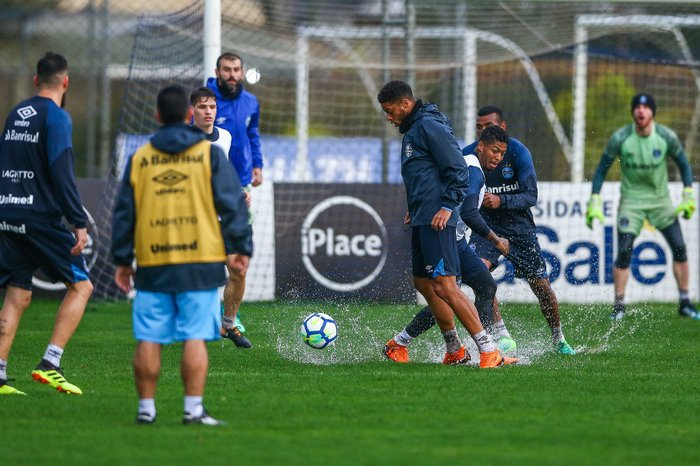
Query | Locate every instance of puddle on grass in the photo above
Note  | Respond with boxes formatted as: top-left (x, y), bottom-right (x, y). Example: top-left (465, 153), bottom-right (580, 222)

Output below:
top-left (270, 302), bottom-right (655, 366)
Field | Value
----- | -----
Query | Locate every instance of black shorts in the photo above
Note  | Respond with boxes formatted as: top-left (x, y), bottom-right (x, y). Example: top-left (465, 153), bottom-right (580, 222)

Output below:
top-left (469, 230), bottom-right (547, 280)
top-left (411, 225), bottom-right (460, 278)
top-left (0, 220), bottom-right (90, 291)
top-left (224, 224), bottom-right (253, 255)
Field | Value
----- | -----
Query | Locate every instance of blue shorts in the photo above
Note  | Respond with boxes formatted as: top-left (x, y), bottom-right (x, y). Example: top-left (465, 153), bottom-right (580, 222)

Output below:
top-left (0, 220), bottom-right (90, 291)
top-left (132, 289), bottom-right (221, 344)
top-left (469, 230), bottom-right (547, 280)
top-left (412, 225), bottom-right (460, 278)
top-left (456, 237), bottom-right (492, 283)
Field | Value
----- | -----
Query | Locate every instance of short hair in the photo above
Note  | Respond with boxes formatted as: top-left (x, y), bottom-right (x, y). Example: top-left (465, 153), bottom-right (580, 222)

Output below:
top-left (190, 87), bottom-right (216, 106)
top-left (478, 125), bottom-right (509, 146)
top-left (36, 52), bottom-right (68, 86)
top-left (157, 85), bottom-right (189, 124)
top-left (477, 105), bottom-right (505, 122)
top-left (216, 52), bottom-right (243, 69)
top-left (377, 80), bottom-right (414, 104)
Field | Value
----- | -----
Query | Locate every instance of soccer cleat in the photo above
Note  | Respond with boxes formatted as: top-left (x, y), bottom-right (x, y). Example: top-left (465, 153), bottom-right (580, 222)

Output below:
top-left (183, 409), bottom-right (226, 426)
top-left (223, 326), bottom-right (252, 348)
top-left (31, 361), bottom-right (83, 395)
top-left (383, 339), bottom-right (409, 363)
top-left (442, 346), bottom-right (471, 365)
top-left (136, 412), bottom-right (156, 425)
top-left (679, 301), bottom-right (700, 319)
top-left (556, 340), bottom-right (577, 355)
top-left (610, 303), bottom-right (626, 320)
top-left (0, 382), bottom-right (26, 396)
top-left (496, 336), bottom-right (517, 354)
top-left (479, 349), bottom-right (518, 368)
top-left (234, 313), bottom-right (246, 333)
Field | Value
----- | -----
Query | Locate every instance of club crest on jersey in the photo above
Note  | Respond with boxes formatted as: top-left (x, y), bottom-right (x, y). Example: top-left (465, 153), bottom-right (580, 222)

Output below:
top-left (502, 165), bottom-right (514, 179)
top-left (652, 149), bottom-right (662, 158)
top-left (216, 117), bottom-right (226, 125)
top-left (405, 143), bottom-right (413, 158)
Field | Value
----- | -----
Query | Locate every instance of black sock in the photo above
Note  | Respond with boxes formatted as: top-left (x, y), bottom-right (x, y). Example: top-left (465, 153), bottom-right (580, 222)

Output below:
top-left (405, 306), bottom-right (436, 338)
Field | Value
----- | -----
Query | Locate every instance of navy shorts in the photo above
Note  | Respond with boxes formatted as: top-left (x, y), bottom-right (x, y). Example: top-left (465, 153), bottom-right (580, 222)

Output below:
top-left (469, 230), bottom-right (547, 280)
top-left (456, 237), bottom-right (491, 282)
top-left (412, 225), bottom-right (460, 278)
top-left (224, 224), bottom-right (253, 255)
top-left (0, 220), bottom-right (90, 291)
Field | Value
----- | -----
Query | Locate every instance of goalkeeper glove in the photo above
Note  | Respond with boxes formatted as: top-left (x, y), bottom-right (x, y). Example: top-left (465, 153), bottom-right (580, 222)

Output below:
top-left (585, 194), bottom-right (604, 229)
top-left (675, 187), bottom-right (696, 219)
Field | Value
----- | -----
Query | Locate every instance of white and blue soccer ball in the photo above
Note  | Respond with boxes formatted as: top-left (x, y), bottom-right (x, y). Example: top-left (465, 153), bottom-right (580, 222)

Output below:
top-left (300, 312), bottom-right (337, 349)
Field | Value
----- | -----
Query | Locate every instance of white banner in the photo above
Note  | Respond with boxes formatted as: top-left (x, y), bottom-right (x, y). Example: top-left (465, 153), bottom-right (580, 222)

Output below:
top-left (490, 182), bottom-right (699, 304)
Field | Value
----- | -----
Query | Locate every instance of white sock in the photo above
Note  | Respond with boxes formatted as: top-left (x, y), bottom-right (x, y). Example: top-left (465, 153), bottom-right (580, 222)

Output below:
top-left (43, 344), bottom-right (64, 367)
top-left (221, 316), bottom-right (235, 330)
top-left (551, 325), bottom-right (565, 344)
top-left (394, 329), bottom-right (413, 347)
top-left (138, 398), bottom-right (156, 418)
top-left (473, 331), bottom-right (496, 353)
top-left (0, 358), bottom-right (7, 381)
top-left (494, 320), bottom-right (511, 339)
top-left (184, 396), bottom-right (204, 417)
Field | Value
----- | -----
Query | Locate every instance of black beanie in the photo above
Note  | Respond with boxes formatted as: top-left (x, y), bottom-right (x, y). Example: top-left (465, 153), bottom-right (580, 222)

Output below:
top-left (631, 93), bottom-right (656, 116)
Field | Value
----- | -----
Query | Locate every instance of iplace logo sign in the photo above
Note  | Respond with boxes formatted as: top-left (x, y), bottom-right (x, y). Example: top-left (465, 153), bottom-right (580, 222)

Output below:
top-left (300, 196), bottom-right (388, 292)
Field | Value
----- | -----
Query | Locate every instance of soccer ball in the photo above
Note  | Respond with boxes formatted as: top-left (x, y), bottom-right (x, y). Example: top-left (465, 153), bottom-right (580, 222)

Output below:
top-left (300, 313), bottom-right (337, 349)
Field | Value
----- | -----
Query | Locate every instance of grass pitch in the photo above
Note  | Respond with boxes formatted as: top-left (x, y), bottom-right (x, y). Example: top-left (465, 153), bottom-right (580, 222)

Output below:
top-left (2, 299), bottom-right (699, 466)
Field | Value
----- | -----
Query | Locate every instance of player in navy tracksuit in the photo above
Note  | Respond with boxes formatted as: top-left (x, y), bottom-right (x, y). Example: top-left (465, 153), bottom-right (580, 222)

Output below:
top-left (385, 126), bottom-right (514, 362)
top-left (0, 53), bottom-right (93, 396)
top-left (378, 81), bottom-right (516, 368)
top-left (206, 52), bottom-right (262, 343)
top-left (463, 106), bottom-right (575, 355)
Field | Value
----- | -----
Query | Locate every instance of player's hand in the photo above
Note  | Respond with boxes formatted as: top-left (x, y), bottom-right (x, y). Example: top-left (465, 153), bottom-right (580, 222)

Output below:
top-left (252, 168), bottom-right (263, 187)
top-left (585, 194), bottom-right (605, 229)
top-left (71, 227), bottom-right (89, 255)
top-left (243, 189), bottom-right (252, 208)
top-left (482, 193), bottom-right (501, 209)
top-left (114, 265), bottom-right (134, 294)
top-left (494, 236), bottom-right (510, 256)
top-left (431, 208), bottom-right (452, 231)
top-left (675, 187), bottom-right (696, 219)
top-left (404, 212), bottom-right (411, 225)
top-left (229, 254), bottom-right (250, 275)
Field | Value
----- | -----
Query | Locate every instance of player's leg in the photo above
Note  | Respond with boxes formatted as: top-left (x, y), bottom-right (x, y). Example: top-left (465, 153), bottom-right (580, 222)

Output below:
top-left (222, 253), bottom-right (251, 348)
top-left (506, 231), bottom-right (575, 354)
top-left (420, 226), bottom-right (514, 367)
top-left (176, 289), bottom-right (225, 425)
top-left (470, 233), bottom-right (516, 351)
top-left (131, 290), bottom-right (175, 424)
top-left (384, 306), bottom-right (435, 362)
top-left (0, 286), bottom-right (32, 396)
top-left (134, 341), bottom-right (161, 423)
top-left (658, 219), bottom-right (699, 319)
top-left (612, 204), bottom-right (645, 319)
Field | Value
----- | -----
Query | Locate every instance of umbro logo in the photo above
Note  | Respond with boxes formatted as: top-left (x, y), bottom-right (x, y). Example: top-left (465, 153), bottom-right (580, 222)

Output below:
top-left (17, 106), bottom-right (37, 120)
top-left (152, 169), bottom-right (188, 187)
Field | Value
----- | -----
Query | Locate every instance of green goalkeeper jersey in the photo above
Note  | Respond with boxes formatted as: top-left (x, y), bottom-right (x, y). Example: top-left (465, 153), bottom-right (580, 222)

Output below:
top-left (592, 122), bottom-right (693, 204)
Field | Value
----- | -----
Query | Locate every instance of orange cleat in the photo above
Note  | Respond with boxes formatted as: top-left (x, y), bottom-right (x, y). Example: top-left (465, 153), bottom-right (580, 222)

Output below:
top-left (442, 346), bottom-right (471, 365)
top-left (383, 339), bottom-right (409, 363)
top-left (479, 349), bottom-right (518, 368)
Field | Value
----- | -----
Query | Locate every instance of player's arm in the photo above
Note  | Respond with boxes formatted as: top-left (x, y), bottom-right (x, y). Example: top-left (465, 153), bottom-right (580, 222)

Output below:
top-left (248, 101), bottom-right (263, 186)
top-left (110, 157), bottom-right (136, 267)
top-left (46, 108), bottom-right (87, 229)
top-left (210, 145), bottom-right (253, 257)
top-left (423, 120), bottom-right (469, 213)
top-left (460, 167), bottom-right (509, 255)
top-left (494, 145), bottom-right (538, 210)
top-left (586, 131), bottom-right (623, 228)
top-left (665, 127), bottom-right (696, 219)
